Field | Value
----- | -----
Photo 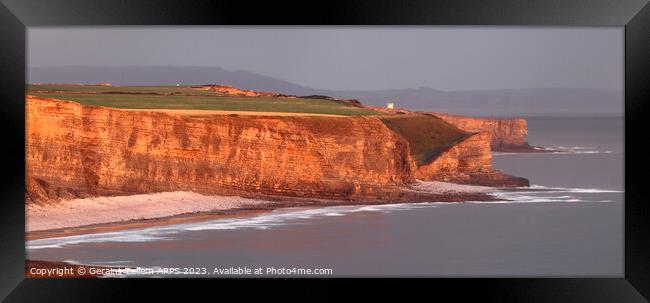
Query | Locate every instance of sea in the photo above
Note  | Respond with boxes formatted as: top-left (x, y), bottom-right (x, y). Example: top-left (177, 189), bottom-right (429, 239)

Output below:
top-left (26, 116), bottom-right (624, 277)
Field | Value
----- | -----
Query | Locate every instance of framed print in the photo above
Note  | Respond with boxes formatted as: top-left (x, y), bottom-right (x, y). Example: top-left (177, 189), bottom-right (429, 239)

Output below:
top-left (0, 0), bottom-right (648, 301)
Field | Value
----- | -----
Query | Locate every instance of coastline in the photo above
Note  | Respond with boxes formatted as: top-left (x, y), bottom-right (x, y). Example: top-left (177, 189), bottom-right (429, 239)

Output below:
top-left (26, 181), bottom-right (497, 240)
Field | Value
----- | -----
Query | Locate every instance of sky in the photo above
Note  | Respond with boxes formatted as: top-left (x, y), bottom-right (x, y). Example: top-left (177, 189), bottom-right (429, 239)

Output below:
top-left (28, 27), bottom-right (623, 92)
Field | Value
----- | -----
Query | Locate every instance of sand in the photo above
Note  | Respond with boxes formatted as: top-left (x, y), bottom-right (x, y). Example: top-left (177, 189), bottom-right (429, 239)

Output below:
top-left (119, 108), bottom-right (346, 117)
top-left (26, 191), bottom-right (273, 232)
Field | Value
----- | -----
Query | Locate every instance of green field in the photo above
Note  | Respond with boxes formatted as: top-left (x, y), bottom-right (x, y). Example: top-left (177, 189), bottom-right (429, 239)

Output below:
top-left (27, 85), bottom-right (380, 116)
top-left (381, 115), bottom-right (470, 165)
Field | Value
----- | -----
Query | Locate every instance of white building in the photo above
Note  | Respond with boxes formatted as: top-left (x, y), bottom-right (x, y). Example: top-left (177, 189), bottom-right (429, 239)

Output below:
top-left (386, 102), bottom-right (394, 109)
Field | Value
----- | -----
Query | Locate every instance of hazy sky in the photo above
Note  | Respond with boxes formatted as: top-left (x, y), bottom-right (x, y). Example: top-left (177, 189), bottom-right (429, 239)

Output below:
top-left (28, 27), bottom-right (623, 92)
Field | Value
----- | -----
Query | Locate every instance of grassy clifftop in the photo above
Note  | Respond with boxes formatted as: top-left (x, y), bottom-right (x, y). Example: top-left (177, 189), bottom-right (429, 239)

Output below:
top-left (381, 115), bottom-right (470, 166)
top-left (27, 84), bottom-right (378, 116)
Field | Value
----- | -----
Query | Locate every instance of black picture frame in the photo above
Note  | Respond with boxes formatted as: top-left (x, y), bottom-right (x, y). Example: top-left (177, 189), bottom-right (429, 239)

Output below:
top-left (1, 0), bottom-right (648, 301)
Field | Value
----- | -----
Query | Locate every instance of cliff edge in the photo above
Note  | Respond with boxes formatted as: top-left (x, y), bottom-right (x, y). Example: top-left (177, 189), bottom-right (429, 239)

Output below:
top-left (26, 96), bottom-right (528, 204)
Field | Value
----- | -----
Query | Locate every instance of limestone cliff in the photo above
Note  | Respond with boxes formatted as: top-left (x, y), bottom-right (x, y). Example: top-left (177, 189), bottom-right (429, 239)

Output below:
top-left (26, 96), bottom-right (528, 204)
top-left (26, 96), bottom-right (419, 203)
top-left (414, 132), bottom-right (529, 187)
top-left (430, 112), bottom-right (531, 151)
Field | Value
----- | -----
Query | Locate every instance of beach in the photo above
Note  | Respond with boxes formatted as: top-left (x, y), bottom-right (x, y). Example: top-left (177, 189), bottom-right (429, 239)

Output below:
top-left (26, 181), bottom-right (495, 239)
top-left (26, 192), bottom-right (274, 233)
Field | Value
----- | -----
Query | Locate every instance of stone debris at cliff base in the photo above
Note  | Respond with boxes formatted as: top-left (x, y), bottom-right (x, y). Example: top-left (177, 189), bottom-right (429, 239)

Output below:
top-left (409, 180), bottom-right (494, 194)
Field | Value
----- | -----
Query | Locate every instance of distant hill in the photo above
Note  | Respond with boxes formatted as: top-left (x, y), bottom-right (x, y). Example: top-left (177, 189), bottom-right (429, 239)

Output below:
top-left (318, 87), bottom-right (623, 117)
top-left (29, 66), bottom-right (314, 95)
top-left (29, 66), bottom-right (623, 117)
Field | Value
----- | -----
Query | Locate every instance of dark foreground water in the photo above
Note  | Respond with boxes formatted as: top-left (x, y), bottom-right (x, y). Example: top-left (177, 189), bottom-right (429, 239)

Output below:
top-left (27, 117), bottom-right (624, 277)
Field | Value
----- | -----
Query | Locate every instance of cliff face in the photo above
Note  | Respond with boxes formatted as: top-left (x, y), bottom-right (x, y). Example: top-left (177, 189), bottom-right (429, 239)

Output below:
top-left (26, 96), bottom-right (528, 204)
top-left (26, 96), bottom-right (415, 203)
top-left (414, 132), bottom-right (528, 187)
top-left (430, 112), bottom-right (530, 151)
top-left (415, 132), bottom-right (493, 177)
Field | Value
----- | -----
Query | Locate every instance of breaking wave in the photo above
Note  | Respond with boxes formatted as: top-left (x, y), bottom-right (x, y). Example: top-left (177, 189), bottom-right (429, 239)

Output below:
top-left (525, 185), bottom-right (623, 193)
top-left (485, 185), bottom-right (622, 204)
top-left (28, 233), bottom-right (174, 250)
top-left (494, 146), bottom-right (614, 156)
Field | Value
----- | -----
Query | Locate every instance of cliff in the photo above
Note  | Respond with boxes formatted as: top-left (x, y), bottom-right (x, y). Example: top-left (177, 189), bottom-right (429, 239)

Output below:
top-left (26, 96), bottom-right (420, 204)
top-left (26, 96), bottom-right (528, 204)
top-left (414, 132), bottom-right (529, 187)
top-left (430, 112), bottom-right (531, 151)
top-left (379, 115), bottom-right (470, 165)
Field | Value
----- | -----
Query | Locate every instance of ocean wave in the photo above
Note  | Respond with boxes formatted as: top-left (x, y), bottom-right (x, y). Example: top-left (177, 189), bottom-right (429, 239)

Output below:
top-left (485, 184), bottom-right (622, 204)
top-left (494, 146), bottom-right (615, 156)
top-left (481, 195), bottom-right (611, 204)
top-left (525, 185), bottom-right (623, 193)
top-left (182, 203), bottom-right (438, 232)
top-left (27, 232), bottom-right (173, 250)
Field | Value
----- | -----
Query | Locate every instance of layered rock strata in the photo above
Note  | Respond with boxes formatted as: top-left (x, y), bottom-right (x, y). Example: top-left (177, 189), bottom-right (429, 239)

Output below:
top-left (26, 96), bottom-right (528, 204)
top-left (430, 112), bottom-right (532, 151)
top-left (26, 96), bottom-right (418, 203)
top-left (414, 132), bottom-right (529, 187)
